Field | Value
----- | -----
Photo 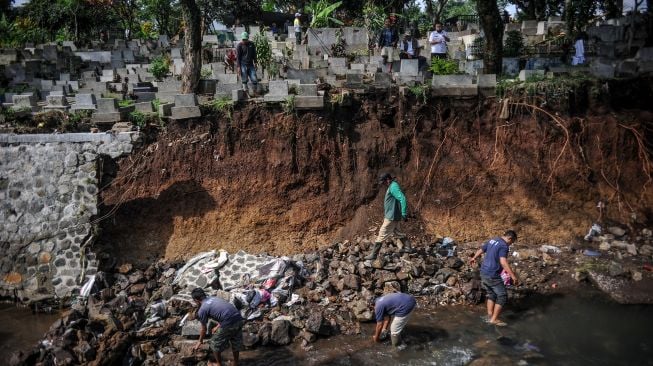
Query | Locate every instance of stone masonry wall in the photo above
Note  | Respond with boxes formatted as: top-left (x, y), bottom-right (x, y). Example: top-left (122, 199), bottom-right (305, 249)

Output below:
top-left (0, 132), bottom-right (140, 301)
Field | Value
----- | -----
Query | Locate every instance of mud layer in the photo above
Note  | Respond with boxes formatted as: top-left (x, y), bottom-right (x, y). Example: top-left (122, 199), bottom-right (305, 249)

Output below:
top-left (98, 93), bottom-right (653, 264)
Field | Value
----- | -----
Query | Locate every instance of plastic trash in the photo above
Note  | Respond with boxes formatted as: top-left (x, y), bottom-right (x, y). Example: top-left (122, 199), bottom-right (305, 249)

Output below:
top-left (584, 223), bottom-right (602, 241)
top-left (583, 249), bottom-right (601, 257)
top-left (79, 275), bottom-right (96, 298)
top-left (540, 245), bottom-right (561, 254)
top-left (179, 313), bottom-right (190, 327)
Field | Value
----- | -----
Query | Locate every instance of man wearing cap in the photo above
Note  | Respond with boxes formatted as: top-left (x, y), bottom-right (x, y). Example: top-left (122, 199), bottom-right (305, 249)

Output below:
top-left (469, 230), bottom-right (519, 326)
top-left (372, 292), bottom-right (416, 347)
top-left (236, 31), bottom-right (258, 96)
top-left (294, 13), bottom-right (302, 45)
top-left (365, 173), bottom-right (413, 260)
top-left (399, 31), bottom-right (426, 70)
top-left (191, 288), bottom-right (244, 366)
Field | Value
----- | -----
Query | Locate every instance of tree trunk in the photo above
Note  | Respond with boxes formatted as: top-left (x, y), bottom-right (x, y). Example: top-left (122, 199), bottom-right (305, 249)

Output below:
top-left (180, 0), bottom-right (202, 94)
top-left (478, 0), bottom-right (503, 74)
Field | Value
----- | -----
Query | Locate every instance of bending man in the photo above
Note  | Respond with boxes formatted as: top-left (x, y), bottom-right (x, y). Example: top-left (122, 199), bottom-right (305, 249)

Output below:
top-left (372, 292), bottom-right (417, 347)
top-left (192, 288), bottom-right (244, 366)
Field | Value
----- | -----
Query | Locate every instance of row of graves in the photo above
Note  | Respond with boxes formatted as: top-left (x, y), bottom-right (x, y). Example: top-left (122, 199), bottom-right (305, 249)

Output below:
top-left (11, 15), bottom-right (652, 130)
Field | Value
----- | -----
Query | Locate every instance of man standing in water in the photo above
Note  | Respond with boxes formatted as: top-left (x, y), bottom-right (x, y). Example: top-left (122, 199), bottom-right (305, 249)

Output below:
top-left (469, 230), bottom-right (519, 326)
top-left (365, 173), bottom-right (413, 260)
top-left (372, 292), bottom-right (417, 347)
top-left (192, 288), bottom-right (244, 366)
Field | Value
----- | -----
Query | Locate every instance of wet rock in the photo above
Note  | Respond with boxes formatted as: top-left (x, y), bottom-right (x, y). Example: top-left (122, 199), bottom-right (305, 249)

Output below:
top-left (640, 245), bottom-right (653, 256)
top-left (626, 244), bottom-right (638, 255)
top-left (396, 271), bottom-right (410, 281)
top-left (243, 332), bottom-right (259, 347)
top-left (271, 320), bottom-right (291, 345)
top-left (140, 341), bottom-right (156, 355)
top-left (608, 226), bottom-right (626, 237)
top-left (349, 299), bottom-right (373, 321)
top-left (305, 312), bottom-right (325, 334)
top-left (434, 268), bottom-right (455, 283)
top-left (446, 276), bottom-right (458, 286)
top-left (599, 242), bottom-right (611, 251)
top-left (129, 283), bottom-right (146, 295)
top-left (423, 264), bottom-right (436, 276)
top-left (299, 330), bottom-right (317, 343)
top-left (608, 261), bottom-right (625, 277)
top-left (257, 322), bottom-right (272, 346)
top-left (53, 348), bottom-right (75, 364)
top-left (632, 271), bottom-right (643, 281)
top-left (128, 270), bottom-right (145, 284)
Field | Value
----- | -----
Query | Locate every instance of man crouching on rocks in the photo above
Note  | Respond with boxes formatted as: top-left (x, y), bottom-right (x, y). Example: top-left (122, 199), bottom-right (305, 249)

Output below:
top-left (469, 230), bottom-right (519, 326)
top-left (372, 292), bottom-right (417, 347)
top-left (192, 288), bottom-right (244, 366)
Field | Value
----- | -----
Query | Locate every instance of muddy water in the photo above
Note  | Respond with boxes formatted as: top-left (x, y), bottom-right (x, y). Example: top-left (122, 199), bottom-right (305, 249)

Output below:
top-left (241, 291), bottom-right (653, 366)
top-left (0, 304), bottom-right (60, 359)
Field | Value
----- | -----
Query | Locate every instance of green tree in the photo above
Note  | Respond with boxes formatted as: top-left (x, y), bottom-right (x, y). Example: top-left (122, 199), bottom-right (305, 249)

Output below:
top-left (142, 0), bottom-right (179, 36)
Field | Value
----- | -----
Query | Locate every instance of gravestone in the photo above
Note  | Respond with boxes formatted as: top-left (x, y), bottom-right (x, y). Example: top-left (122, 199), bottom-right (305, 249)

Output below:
top-left (478, 74), bottom-right (497, 97)
top-left (264, 80), bottom-right (289, 102)
top-left (171, 94), bottom-right (201, 120)
top-left (295, 95), bottom-right (324, 110)
top-left (216, 73), bottom-right (238, 84)
top-left (373, 72), bottom-right (392, 87)
top-left (158, 35), bottom-right (170, 48)
top-left (431, 75), bottom-right (478, 96)
top-left (400, 59), bottom-right (419, 77)
top-left (171, 48), bottom-right (182, 59)
top-left (297, 84), bottom-right (317, 96)
top-left (44, 95), bottom-right (70, 112)
top-left (11, 94), bottom-right (39, 113)
top-left (518, 69), bottom-right (545, 81)
top-left (135, 102), bottom-right (155, 113)
top-left (43, 45), bottom-right (58, 61)
top-left (92, 98), bottom-right (130, 123)
top-left (70, 94), bottom-right (97, 112)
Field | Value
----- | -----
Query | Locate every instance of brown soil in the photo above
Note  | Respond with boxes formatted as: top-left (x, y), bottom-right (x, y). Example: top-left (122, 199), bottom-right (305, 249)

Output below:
top-left (97, 90), bottom-right (653, 265)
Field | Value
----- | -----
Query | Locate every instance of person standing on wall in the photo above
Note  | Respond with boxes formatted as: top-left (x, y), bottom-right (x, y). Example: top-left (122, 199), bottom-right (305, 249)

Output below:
top-left (365, 173), bottom-right (414, 260)
top-left (294, 13), bottom-right (302, 45)
top-left (236, 31), bottom-right (259, 97)
top-left (377, 18), bottom-right (399, 73)
top-left (469, 230), bottom-right (519, 326)
top-left (429, 22), bottom-right (450, 60)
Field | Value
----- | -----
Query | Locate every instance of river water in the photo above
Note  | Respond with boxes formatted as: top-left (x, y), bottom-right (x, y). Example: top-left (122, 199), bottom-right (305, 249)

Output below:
top-left (242, 291), bottom-right (653, 366)
top-left (0, 304), bottom-right (61, 360)
top-left (1, 291), bottom-right (651, 365)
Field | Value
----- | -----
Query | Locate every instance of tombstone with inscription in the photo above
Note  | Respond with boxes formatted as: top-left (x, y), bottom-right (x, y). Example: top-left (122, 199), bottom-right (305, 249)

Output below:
top-left (70, 94), bottom-right (97, 112)
top-left (44, 95), bottom-right (70, 112)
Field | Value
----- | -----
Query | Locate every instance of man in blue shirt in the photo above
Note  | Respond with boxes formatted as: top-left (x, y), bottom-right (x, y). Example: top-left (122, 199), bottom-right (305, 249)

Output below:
top-left (192, 288), bottom-right (244, 366)
top-left (372, 292), bottom-right (416, 347)
top-left (469, 230), bottom-right (519, 326)
top-left (376, 18), bottom-right (398, 73)
top-left (365, 173), bottom-right (413, 260)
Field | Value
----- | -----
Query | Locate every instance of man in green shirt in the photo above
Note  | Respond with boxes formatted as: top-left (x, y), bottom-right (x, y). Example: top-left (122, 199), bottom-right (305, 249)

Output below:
top-left (365, 173), bottom-right (414, 260)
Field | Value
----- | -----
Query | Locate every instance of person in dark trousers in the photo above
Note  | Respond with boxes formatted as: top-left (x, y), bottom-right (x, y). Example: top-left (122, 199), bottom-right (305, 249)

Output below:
top-left (236, 31), bottom-right (258, 96)
top-left (192, 288), bottom-right (244, 366)
top-left (469, 230), bottom-right (519, 326)
top-left (429, 22), bottom-right (450, 60)
top-left (365, 173), bottom-right (413, 260)
top-left (377, 18), bottom-right (399, 73)
top-left (372, 292), bottom-right (417, 347)
top-left (399, 31), bottom-right (426, 70)
top-left (293, 13), bottom-right (302, 45)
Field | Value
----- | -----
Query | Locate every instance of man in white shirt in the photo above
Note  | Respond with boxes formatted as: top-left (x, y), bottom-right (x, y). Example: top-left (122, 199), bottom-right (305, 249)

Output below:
top-left (429, 22), bottom-right (450, 60)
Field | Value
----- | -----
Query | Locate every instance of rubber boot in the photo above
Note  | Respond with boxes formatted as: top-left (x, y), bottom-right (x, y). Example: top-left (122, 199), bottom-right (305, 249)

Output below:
top-left (365, 242), bottom-right (382, 260)
top-left (399, 239), bottom-right (415, 253)
top-left (391, 334), bottom-right (400, 347)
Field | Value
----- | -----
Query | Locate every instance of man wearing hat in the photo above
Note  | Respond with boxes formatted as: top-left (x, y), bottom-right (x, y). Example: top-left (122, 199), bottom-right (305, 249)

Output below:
top-left (399, 31), bottom-right (426, 70)
top-left (191, 288), bottom-right (244, 366)
top-left (366, 173), bottom-right (413, 260)
top-left (236, 31), bottom-right (258, 96)
top-left (293, 13), bottom-right (302, 45)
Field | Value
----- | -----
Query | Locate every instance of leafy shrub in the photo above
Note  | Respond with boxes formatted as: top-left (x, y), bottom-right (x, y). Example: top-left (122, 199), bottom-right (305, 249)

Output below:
top-left (429, 58), bottom-right (460, 75)
top-left (209, 96), bottom-right (234, 119)
top-left (408, 84), bottom-right (429, 104)
top-left (150, 56), bottom-right (171, 81)
top-left (254, 33), bottom-right (272, 75)
top-left (201, 67), bottom-right (212, 79)
top-left (118, 99), bottom-right (134, 108)
top-left (129, 111), bottom-right (146, 128)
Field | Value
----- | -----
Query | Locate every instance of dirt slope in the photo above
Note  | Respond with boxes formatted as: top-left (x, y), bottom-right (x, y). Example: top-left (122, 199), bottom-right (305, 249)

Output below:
top-left (97, 91), bottom-right (653, 264)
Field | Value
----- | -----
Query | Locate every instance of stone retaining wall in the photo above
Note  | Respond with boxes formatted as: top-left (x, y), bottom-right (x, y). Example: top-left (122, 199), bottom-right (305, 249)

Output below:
top-left (0, 132), bottom-right (141, 301)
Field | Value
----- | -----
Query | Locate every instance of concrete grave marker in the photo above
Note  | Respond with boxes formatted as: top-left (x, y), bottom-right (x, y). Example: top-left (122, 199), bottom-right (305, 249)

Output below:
top-left (70, 94), bottom-right (97, 112)
top-left (264, 80), bottom-right (289, 102)
top-left (171, 94), bottom-right (201, 119)
top-left (431, 75), bottom-right (478, 96)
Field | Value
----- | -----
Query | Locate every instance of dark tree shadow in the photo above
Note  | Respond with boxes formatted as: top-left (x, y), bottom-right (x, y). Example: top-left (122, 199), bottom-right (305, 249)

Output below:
top-left (96, 179), bottom-right (216, 267)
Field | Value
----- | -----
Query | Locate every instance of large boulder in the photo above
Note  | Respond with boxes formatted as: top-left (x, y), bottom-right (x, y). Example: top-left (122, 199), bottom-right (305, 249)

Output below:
top-left (270, 320), bottom-right (291, 345)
